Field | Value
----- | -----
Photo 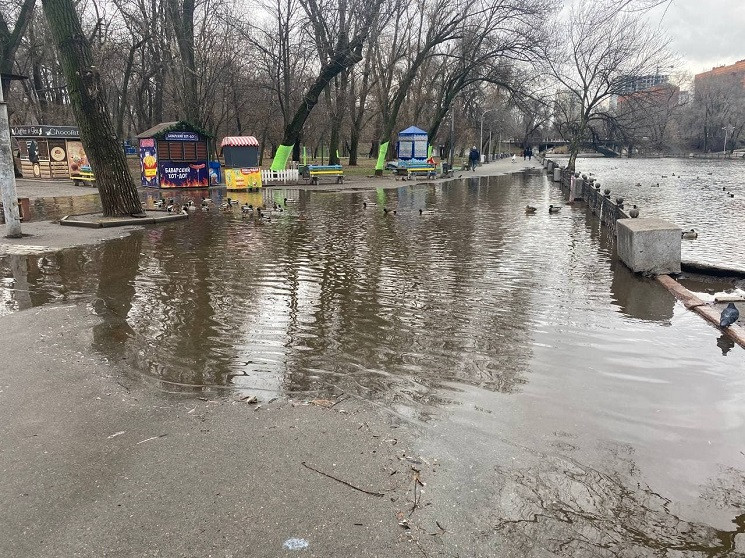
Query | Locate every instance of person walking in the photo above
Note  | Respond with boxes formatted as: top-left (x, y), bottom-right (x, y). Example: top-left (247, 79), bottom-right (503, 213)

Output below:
top-left (468, 145), bottom-right (480, 171)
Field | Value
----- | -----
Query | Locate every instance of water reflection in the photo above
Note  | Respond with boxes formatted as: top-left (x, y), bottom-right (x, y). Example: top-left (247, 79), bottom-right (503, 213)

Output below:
top-left (2, 171), bottom-right (743, 555)
top-left (570, 157), bottom-right (745, 272)
top-left (610, 260), bottom-right (675, 323)
top-left (495, 453), bottom-right (745, 556)
top-left (717, 334), bottom-right (735, 356)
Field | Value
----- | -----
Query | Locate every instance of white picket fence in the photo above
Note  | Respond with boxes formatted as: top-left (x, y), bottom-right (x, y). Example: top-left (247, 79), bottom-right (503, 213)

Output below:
top-left (261, 169), bottom-right (299, 184)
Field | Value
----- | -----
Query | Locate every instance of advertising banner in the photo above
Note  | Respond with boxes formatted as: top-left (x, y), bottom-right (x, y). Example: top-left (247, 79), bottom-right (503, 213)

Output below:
top-left (140, 138), bottom-right (158, 187)
top-left (158, 161), bottom-right (208, 188)
top-left (225, 167), bottom-right (262, 190)
top-left (67, 140), bottom-right (90, 178)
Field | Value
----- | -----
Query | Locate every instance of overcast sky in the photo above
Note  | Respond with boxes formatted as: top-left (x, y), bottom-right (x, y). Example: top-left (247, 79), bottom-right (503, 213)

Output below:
top-left (647, 0), bottom-right (745, 76)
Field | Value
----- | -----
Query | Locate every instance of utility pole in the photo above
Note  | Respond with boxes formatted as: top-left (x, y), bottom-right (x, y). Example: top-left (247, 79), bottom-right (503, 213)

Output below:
top-left (0, 84), bottom-right (22, 238)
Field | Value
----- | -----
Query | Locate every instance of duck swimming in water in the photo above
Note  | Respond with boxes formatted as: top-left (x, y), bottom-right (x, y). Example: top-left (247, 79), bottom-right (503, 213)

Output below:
top-left (525, 205), bottom-right (537, 214)
top-left (548, 204), bottom-right (561, 214)
top-left (681, 229), bottom-right (698, 240)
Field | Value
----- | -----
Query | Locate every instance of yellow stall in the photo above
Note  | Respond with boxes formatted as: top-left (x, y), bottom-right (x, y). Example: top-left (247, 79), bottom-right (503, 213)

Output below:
top-left (221, 136), bottom-right (262, 191)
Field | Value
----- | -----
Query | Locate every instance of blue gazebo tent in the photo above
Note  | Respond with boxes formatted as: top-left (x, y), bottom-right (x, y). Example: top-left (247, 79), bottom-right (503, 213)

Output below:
top-left (396, 126), bottom-right (429, 161)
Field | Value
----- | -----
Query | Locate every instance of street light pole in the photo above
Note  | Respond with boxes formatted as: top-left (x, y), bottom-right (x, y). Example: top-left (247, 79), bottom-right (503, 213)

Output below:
top-left (480, 109), bottom-right (496, 164)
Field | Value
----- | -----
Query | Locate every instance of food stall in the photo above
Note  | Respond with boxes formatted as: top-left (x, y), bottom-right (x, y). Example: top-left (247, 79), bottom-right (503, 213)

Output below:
top-left (221, 136), bottom-right (262, 190)
top-left (137, 121), bottom-right (212, 188)
top-left (10, 125), bottom-right (92, 183)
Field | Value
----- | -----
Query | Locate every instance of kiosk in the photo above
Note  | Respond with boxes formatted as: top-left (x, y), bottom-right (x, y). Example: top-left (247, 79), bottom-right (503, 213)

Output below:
top-left (394, 126), bottom-right (436, 179)
top-left (137, 121), bottom-right (212, 188)
top-left (10, 125), bottom-right (92, 183)
top-left (396, 126), bottom-right (429, 161)
top-left (221, 136), bottom-right (262, 190)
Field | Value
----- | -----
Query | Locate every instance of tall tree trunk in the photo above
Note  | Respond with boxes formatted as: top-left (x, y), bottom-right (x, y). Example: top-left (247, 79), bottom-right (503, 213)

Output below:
top-left (166, 0), bottom-right (198, 124)
top-left (42, 0), bottom-right (144, 217)
top-left (349, 125), bottom-right (360, 166)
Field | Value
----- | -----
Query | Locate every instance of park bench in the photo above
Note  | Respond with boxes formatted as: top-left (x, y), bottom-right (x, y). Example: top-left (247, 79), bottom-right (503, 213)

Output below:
top-left (73, 165), bottom-right (96, 187)
top-left (302, 164), bottom-right (343, 185)
top-left (394, 160), bottom-right (437, 180)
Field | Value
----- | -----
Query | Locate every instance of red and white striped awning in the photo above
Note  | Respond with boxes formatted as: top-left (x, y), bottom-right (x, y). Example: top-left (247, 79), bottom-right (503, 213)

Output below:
top-left (221, 136), bottom-right (259, 147)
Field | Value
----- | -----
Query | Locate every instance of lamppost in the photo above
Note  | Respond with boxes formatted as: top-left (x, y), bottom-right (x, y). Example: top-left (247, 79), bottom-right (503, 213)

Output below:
top-left (723, 125), bottom-right (735, 157)
top-left (480, 109), bottom-right (497, 164)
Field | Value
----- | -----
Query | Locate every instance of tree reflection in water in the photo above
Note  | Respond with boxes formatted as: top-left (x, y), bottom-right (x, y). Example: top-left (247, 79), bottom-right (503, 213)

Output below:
top-left (494, 454), bottom-right (745, 556)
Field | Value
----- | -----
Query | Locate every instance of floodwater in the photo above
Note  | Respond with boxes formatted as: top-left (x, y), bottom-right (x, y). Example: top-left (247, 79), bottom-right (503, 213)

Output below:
top-left (2, 170), bottom-right (744, 555)
top-left (568, 156), bottom-right (745, 273)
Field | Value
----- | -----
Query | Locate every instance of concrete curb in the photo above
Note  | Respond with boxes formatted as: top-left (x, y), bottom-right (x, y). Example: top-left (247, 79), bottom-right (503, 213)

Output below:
top-left (656, 274), bottom-right (745, 348)
top-left (60, 212), bottom-right (188, 228)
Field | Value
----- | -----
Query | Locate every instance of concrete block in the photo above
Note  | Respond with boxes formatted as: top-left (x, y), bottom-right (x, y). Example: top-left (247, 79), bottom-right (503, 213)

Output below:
top-left (553, 167), bottom-right (561, 182)
top-left (617, 218), bottom-right (681, 275)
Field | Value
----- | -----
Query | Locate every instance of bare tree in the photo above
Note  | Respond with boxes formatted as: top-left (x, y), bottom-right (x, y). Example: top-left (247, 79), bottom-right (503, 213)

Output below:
top-left (687, 73), bottom-right (745, 153)
top-left (41, 0), bottom-right (143, 216)
top-left (268, 0), bottom-right (383, 170)
top-left (0, 0), bottom-right (36, 95)
top-left (541, 0), bottom-right (671, 170)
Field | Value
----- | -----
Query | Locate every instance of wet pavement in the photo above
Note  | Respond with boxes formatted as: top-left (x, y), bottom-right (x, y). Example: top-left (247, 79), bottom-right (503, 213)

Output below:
top-left (1, 168), bottom-right (744, 556)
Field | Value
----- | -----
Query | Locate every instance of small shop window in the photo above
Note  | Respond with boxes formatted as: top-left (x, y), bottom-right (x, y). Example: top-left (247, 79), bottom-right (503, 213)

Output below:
top-left (196, 142), bottom-right (207, 159)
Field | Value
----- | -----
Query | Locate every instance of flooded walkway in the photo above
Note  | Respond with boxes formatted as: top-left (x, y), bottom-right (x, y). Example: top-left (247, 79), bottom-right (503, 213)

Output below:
top-left (1, 169), bottom-right (743, 555)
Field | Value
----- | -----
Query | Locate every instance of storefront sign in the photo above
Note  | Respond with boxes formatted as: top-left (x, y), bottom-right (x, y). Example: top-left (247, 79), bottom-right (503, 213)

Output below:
top-left (10, 125), bottom-right (80, 138)
top-left (158, 161), bottom-right (208, 188)
top-left (164, 131), bottom-right (199, 142)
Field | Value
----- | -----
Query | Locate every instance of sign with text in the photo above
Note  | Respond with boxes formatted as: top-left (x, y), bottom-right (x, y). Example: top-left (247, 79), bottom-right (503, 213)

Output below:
top-left (140, 143), bottom-right (159, 187)
top-left (10, 125), bottom-right (80, 138)
top-left (164, 131), bottom-right (199, 142)
top-left (158, 160), bottom-right (208, 188)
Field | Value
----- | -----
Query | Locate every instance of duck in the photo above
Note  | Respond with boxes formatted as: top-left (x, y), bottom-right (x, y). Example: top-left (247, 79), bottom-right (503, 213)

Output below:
top-left (728, 192), bottom-right (735, 198)
top-left (548, 204), bottom-right (561, 214)
top-left (525, 205), bottom-right (537, 214)
top-left (241, 204), bottom-right (253, 214)
top-left (154, 199), bottom-right (165, 209)
top-left (681, 229), bottom-right (698, 240)
top-left (720, 302), bottom-right (739, 328)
